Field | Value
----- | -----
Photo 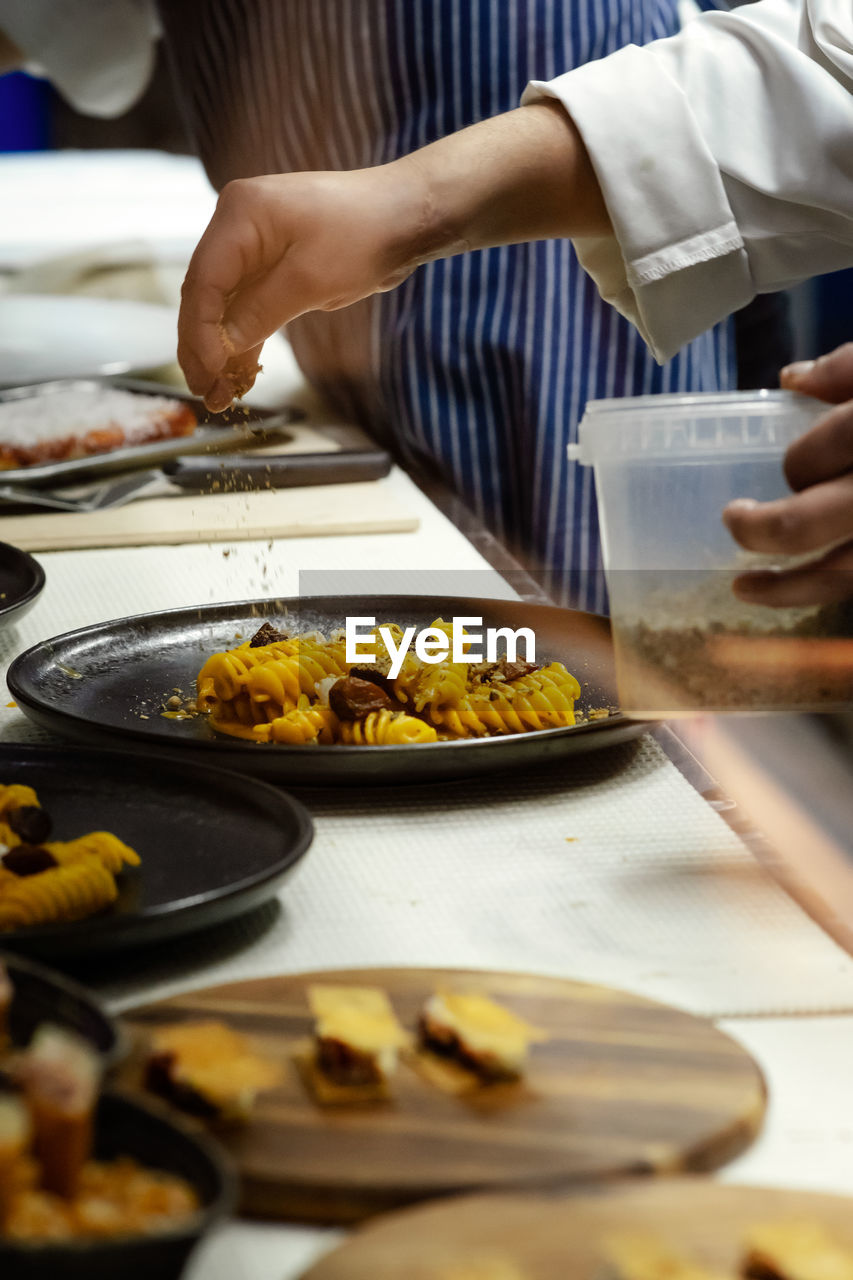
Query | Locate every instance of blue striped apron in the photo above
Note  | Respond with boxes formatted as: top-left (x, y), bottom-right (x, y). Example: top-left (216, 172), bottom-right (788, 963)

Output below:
top-left (158, 0), bottom-right (735, 610)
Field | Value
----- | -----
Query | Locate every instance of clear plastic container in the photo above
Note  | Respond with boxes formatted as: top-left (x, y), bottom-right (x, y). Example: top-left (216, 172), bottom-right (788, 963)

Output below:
top-left (571, 390), bottom-right (852, 716)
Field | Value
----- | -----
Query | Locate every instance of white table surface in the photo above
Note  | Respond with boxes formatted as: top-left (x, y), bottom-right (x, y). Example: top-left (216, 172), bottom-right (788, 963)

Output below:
top-left (1, 149), bottom-right (851, 1280)
top-left (1, 479), bottom-right (850, 1280)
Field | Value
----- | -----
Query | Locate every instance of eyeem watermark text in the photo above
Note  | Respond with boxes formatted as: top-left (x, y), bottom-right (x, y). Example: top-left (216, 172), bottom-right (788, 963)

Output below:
top-left (345, 616), bottom-right (536, 679)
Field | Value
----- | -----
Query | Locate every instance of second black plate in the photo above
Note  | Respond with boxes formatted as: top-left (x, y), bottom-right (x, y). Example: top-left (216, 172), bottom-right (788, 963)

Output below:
top-left (0, 540), bottom-right (45, 628)
top-left (7, 595), bottom-right (644, 784)
top-left (0, 744), bottom-right (312, 958)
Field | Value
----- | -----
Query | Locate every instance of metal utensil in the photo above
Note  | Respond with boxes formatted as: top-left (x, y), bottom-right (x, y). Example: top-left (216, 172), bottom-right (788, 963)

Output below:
top-left (0, 448), bottom-right (393, 513)
top-left (0, 470), bottom-right (168, 513)
top-left (160, 447), bottom-right (392, 491)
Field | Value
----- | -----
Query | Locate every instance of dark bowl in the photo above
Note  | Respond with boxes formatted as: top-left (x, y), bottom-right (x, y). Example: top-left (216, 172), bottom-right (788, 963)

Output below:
top-left (0, 541), bottom-right (44, 629)
top-left (0, 1090), bottom-right (236, 1280)
top-left (2, 949), bottom-right (122, 1065)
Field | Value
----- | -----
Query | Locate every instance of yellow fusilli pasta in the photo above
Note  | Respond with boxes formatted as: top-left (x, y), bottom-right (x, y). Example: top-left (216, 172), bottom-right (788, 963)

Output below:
top-left (217, 699), bottom-right (340, 744)
top-left (433, 663), bottom-right (583, 737)
top-left (0, 860), bottom-right (118, 930)
top-left (198, 638), bottom-right (347, 719)
top-left (195, 619), bottom-right (581, 747)
top-left (46, 832), bottom-right (141, 876)
top-left (0, 785), bottom-right (39, 816)
top-left (337, 710), bottom-right (439, 745)
top-left (0, 787), bottom-right (140, 932)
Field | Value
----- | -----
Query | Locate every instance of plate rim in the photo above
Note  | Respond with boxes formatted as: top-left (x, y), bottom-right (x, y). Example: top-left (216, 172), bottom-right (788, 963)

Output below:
top-left (0, 1087), bottom-right (237, 1261)
top-left (0, 741), bottom-right (314, 954)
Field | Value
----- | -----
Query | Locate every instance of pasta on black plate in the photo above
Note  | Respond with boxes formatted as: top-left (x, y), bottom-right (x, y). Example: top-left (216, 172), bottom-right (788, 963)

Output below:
top-left (196, 620), bottom-right (581, 746)
top-left (0, 783), bottom-right (139, 930)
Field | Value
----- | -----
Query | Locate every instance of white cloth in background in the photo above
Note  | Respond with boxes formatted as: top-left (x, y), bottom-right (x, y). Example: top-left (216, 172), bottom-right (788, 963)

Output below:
top-left (0, 0), bottom-right (158, 116)
top-left (0, 151), bottom-right (216, 270)
top-left (526, 0), bottom-right (853, 360)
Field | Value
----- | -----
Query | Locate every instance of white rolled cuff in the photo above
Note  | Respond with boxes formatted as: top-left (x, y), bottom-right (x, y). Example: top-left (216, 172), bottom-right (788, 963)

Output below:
top-left (523, 44), bottom-right (755, 361)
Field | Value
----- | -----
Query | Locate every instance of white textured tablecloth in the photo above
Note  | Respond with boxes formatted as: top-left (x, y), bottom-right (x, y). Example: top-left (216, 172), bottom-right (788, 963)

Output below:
top-left (2, 459), bottom-right (852, 1280)
top-left (2, 470), bottom-right (852, 1025)
top-left (74, 731), bottom-right (851, 1021)
top-left (0, 150), bottom-right (217, 269)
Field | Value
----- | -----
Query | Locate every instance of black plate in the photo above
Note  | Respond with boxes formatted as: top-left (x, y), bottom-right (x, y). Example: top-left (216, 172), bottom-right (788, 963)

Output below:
top-left (0, 1090), bottom-right (235, 1280)
top-left (7, 595), bottom-right (645, 785)
top-left (0, 540), bottom-right (44, 627)
top-left (0, 744), bottom-right (312, 958)
top-left (2, 948), bottom-right (121, 1062)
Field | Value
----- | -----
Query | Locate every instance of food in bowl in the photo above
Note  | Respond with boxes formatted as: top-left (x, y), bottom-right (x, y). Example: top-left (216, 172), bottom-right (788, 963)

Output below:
top-left (0, 1012), bottom-right (199, 1243)
top-left (610, 574), bottom-right (853, 717)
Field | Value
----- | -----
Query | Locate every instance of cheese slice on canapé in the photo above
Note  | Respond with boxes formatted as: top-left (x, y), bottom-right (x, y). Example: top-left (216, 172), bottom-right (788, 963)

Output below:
top-left (419, 990), bottom-right (548, 1080)
top-left (308, 984), bottom-right (410, 1086)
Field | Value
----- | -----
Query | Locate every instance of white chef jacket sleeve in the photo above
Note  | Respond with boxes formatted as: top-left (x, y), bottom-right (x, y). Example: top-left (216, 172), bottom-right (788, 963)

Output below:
top-left (1, 0), bottom-right (159, 118)
top-left (522, 0), bottom-right (853, 362)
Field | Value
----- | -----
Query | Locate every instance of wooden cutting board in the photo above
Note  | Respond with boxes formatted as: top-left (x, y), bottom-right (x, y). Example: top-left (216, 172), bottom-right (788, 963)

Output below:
top-left (301, 1179), bottom-right (853, 1279)
top-left (121, 967), bottom-right (766, 1224)
top-left (0, 478), bottom-right (418, 551)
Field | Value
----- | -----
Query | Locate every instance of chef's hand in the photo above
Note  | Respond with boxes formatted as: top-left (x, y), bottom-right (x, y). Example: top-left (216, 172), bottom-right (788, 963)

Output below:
top-left (723, 343), bottom-right (853, 607)
top-left (177, 165), bottom-right (435, 412)
top-left (177, 103), bottom-right (608, 411)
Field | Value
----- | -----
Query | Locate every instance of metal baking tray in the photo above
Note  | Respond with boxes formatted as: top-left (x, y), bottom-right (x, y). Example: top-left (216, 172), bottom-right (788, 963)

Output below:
top-left (0, 377), bottom-right (302, 488)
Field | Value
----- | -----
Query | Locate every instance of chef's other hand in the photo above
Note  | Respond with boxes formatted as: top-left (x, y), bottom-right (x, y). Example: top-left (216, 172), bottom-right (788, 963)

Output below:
top-left (177, 164), bottom-right (432, 412)
top-left (723, 342), bottom-right (853, 607)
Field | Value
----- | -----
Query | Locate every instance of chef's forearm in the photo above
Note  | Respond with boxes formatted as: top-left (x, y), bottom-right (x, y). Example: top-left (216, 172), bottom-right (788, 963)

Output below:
top-left (397, 102), bottom-right (612, 269)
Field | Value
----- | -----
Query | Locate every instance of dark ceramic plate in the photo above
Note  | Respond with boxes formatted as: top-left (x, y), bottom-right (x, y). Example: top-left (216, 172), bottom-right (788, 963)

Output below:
top-left (7, 595), bottom-right (645, 785)
top-left (2, 948), bottom-right (120, 1061)
top-left (0, 540), bottom-right (44, 627)
top-left (0, 1090), bottom-right (235, 1280)
top-left (0, 744), bottom-right (312, 958)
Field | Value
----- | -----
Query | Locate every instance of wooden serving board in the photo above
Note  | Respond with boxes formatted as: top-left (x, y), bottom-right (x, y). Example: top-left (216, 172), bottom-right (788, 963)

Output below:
top-left (301, 1179), bottom-right (853, 1279)
top-left (0, 478), bottom-right (418, 551)
top-left (121, 967), bottom-right (766, 1224)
